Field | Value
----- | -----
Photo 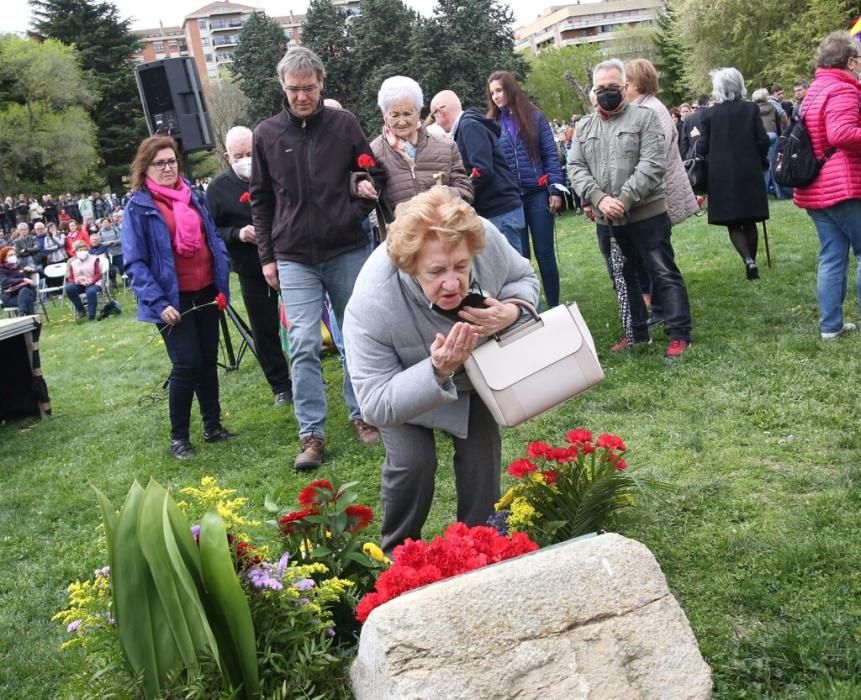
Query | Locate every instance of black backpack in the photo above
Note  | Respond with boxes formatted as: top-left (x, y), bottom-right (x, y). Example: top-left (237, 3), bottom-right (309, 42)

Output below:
top-left (771, 93), bottom-right (834, 188)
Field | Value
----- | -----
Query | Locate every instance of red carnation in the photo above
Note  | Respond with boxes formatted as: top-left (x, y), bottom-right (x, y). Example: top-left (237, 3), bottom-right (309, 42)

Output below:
top-left (234, 540), bottom-right (262, 570)
top-left (239, 191), bottom-right (251, 204)
top-left (357, 154), bottom-right (376, 170)
top-left (297, 479), bottom-right (334, 506)
top-left (537, 174), bottom-right (549, 187)
top-left (507, 458), bottom-right (537, 479)
top-left (597, 433), bottom-right (627, 452)
top-left (527, 441), bottom-right (552, 459)
top-left (540, 469), bottom-right (559, 485)
top-left (345, 504), bottom-right (374, 532)
top-left (470, 167), bottom-right (481, 179)
top-left (215, 292), bottom-right (227, 311)
top-left (278, 507), bottom-right (317, 535)
top-left (565, 428), bottom-right (593, 445)
top-left (614, 458), bottom-right (628, 471)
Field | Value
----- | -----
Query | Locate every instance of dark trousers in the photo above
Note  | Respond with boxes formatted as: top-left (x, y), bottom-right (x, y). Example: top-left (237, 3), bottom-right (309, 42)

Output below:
top-left (159, 285), bottom-right (221, 440)
top-left (238, 271), bottom-right (291, 395)
top-left (597, 213), bottom-right (692, 342)
top-left (378, 396), bottom-right (501, 554)
top-left (521, 189), bottom-right (561, 307)
top-left (65, 283), bottom-right (99, 319)
top-left (1, 286), bottom-right (35, 315)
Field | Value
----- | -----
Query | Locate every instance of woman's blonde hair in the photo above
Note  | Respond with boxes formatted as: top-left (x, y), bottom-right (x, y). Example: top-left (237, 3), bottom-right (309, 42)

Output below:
top-left (387, 187), bottom-right (485, 273)
top-left (625, 58), bottom-right (659, 96)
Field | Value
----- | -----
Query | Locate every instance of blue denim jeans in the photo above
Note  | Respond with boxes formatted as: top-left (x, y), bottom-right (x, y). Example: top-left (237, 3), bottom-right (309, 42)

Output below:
top-left (521, 189), bottom-right (560, 307)
top-left (65, 282), bottom-right (99, 319)
top-left (808, 199), bottom-right (861, 334)
top-left (278, 247), bottom-right (366, 437)
top-left (488, 206), bottom-right (526, 256)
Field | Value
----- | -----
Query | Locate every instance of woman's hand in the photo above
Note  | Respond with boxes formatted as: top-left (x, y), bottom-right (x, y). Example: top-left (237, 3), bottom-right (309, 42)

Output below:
top-left (160, 305), bottom-right (181, 326)
top-left (458, 298), bottom-right (520, 337)
top-left (430, 321), bottom-right (479, 376)
top-left (549, 195), bottom-right (563, 213)
top-left (356, 179), bottom-right (378, 200)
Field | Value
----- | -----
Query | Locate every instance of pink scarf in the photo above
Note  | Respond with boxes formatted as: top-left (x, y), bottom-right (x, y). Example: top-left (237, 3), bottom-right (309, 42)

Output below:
top-left (145, 176), bottom-right (201, 257)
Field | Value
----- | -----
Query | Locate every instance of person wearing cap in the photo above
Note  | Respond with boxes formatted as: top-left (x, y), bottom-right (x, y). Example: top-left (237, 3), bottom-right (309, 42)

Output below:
top-left (64, 240), bottom-right (103, 320)
top-left (0, 246), bottom-right (37, 315)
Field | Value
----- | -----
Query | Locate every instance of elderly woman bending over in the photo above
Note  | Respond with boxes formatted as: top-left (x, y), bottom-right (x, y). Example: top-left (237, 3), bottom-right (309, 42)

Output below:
top-left (343, 187), bottom-right (539, 553)
top-left (365, 76), bottom-right (473, 219)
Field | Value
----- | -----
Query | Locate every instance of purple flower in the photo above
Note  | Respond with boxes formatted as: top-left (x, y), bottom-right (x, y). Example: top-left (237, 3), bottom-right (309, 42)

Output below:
top-left (298, 597), bottom-right (311, 606)
top-left (191, 524), bottom-right (200, 540)
top-left (326, 628), bottom-right (336, 637)
top-left (292, 578), bottom-right (315, 591)
top-left (276, 552), bottom-right (290, 574)
top-left (93, 566), bottom-right (110, 578)
top-left (245, 563), bottom-right (284, 591)
top-left (67, 620), bottom-right (82, 633)
top-left (486, 510), bottom-right (510, 536)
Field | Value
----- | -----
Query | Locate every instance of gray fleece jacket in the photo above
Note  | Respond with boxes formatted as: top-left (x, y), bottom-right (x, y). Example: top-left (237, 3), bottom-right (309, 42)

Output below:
top-left (343, 222), bottom-right (539, 438)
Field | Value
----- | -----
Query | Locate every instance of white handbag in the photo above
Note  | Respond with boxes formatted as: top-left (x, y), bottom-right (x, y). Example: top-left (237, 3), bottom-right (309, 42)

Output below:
top-left (464, 301), bottom-right (604, 427)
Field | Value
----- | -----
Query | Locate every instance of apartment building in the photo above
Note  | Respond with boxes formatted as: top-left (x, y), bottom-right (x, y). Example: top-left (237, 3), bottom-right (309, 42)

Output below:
top-left (514, 0), bottom-right (662, 54)
top-left (133, 2), bottom-right (306, 88)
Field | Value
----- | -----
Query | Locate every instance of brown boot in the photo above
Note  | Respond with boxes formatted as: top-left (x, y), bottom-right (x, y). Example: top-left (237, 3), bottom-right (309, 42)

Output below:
top-left (351, 419), bottom-right (381, 446)
top-left (294, 435), bottom-right (324, 471)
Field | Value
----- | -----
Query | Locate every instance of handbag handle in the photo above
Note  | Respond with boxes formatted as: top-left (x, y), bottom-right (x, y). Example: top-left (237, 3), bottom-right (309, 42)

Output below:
top-left (494, 298), bottom-right (542, 343)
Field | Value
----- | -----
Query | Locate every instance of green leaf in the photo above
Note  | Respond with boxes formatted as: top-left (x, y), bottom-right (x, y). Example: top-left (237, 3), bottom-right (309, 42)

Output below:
top-left (199, 511), bottom-right (260, 698)
top-left (263, 494), bottom-right (280, 513)
top-left (310, 546), bottom-right (332, 558)
top-left (343, 551), bottom-right (374, 568)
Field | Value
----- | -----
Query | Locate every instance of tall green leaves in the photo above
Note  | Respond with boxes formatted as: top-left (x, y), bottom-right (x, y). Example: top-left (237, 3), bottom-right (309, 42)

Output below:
top-left (230, 11), bottom-right (287, 126)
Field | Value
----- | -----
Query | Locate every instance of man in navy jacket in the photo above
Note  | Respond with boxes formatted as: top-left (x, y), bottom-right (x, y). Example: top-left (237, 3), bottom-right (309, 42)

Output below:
top-left (430, 90), bottom-right (526, 254)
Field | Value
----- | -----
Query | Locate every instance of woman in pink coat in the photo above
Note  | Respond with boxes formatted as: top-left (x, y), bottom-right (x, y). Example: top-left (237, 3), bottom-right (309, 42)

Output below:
top-left (793, 31), bottom-right (861, 340)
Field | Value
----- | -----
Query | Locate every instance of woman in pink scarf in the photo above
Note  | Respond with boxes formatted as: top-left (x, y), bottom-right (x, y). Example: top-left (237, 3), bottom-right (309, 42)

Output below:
top-left (122, 136), bottom-right (234, 460)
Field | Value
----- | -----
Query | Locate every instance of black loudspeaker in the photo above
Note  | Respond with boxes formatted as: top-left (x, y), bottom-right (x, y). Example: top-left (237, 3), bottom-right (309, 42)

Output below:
top-left (135, 58), bottom-right (213, 152)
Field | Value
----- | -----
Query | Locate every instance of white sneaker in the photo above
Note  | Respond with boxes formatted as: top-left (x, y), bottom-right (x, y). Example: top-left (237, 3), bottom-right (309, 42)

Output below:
top-left (821, 322), bottom-right (857, 340)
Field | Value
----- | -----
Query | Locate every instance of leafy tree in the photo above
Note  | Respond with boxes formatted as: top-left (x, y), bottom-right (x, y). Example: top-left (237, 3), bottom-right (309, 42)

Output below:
top-left (524, 44), bottom-right (601, 121)
top-left (29, 0), bottom-right (148, 191)
top-left (207, 69), bottom-right (251, 158)
top-left (347, 0), bottom-right (418, 131)
top-left (301, 0), bottom-right (354, 109)
top-left (654, 1), bottom-right (688, 105)
top-left (606, 23), bottom-right (659, 66)
top-left (230, 11), bottom-right (287, 126)
top-left (0, 35), bottom-right (98, 193)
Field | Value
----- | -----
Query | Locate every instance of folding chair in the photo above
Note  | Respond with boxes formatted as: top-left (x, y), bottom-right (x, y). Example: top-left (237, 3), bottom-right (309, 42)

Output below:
top-left (40, 262), bottom-right (67, 308)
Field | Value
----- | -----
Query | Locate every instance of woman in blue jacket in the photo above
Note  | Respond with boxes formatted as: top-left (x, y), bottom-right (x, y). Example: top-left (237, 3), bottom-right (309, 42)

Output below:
top-left (487, 70), bottom-right (564, 307)
top-left (122, 135), bottom-right (234, 460)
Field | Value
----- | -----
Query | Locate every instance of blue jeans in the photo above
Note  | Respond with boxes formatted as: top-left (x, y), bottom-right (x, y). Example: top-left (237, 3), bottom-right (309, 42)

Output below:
top-left (277, 247), bottom-right (366, 437)
top-left (65, 282), bottom-right (99, 319)
top-left (521, 189), bottom-right (560, 307)
top-left (808, 199), bottom-right (861, 334)
top-left (488, 206), bottom-right (526, 256)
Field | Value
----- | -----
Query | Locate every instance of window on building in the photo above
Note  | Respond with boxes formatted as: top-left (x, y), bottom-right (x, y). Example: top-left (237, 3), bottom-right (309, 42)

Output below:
top-left (284, 29), bottom-right (294, 38)
top-left (168, 40), bottom-right (177, 48)
top-left (201, 37), bottom-right (209, 46)
top-left (154, 42), bottom-right (164, 52)
top-left (198, 19), bottom-right (207, 29)
top-left (204, 53), bottom-right (214, 63)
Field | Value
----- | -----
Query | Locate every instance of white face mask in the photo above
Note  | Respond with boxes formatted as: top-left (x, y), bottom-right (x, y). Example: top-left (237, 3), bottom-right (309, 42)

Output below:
top-left (231, 157), bottom-right (252, 180)
top-left (6, 255), bottom-right (17, 265)
top-left (76, 250), bottom-right (88, 261)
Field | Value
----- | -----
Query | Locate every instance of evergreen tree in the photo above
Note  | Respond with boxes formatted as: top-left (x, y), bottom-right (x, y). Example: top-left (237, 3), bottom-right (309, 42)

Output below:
top-left (0, 35), bottom-right (98, 193)
top-left (654, 2), bottom-right (687, 105)
top-left (301, 0), bottom-right (354, 110)
top-left (230, 11), bottom-right (287, 126)
top-left (524, 44), bottom-right (601, 121)
top-left (30, 0), bottom-right (147, 191)
top-left (348, 0), bottom-right (418, 131)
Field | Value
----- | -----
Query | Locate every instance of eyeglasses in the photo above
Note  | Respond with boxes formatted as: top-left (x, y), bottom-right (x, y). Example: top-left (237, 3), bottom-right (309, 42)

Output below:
top-left (594, 85), bottom-right (625, 96)
top-left (431, 105), bottom-right (446, 117)
top-left (284, 84), bottom-right (320, 96)
top-left (150, 158), bottom-right (178, 171)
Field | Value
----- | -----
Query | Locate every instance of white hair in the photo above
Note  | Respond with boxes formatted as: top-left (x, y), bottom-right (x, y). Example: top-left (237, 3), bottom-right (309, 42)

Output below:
top-left (377, 76), bottom-right (423, 113)
top-left (592, 59), bottom-right (626, 84)
top-left (711, 67), bottom-right (746, 104)
top-left (750, 88), bottom-right (769, 103)
top-left (224, 125), bottom-right (252, 150)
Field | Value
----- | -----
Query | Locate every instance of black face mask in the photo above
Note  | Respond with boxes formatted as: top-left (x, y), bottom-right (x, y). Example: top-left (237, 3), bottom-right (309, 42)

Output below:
top-left (596, 89), bottom-right (624, 112)
top-left (431, 291), bottom-right (488, 321)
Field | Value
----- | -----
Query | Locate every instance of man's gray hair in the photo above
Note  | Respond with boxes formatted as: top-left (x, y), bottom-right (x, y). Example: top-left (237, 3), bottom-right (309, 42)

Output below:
top-left (224, 125), bottom-right (252, 150)
top-left (592, 59), bottom-right (626, 83)
top-left (710, 67), bottom-right (746, 104)
top-left (276, 46), bottom-right (325, 83)
top-left (750, 88), bottom-right (769, 104)
top-left (815, 30), bottom-right (859, 69)
top-left (377, 76), bottom-right (423, 113)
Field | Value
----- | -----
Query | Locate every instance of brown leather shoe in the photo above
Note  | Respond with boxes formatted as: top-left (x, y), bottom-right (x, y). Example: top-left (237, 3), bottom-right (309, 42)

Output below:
top-left (351, 419), bottom-right (381, 446)
top-left (294, 435), bottom-right (324, 471)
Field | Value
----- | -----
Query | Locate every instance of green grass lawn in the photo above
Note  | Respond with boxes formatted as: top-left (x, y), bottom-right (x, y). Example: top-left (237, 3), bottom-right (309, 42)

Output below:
top-left (1, 199), bottom-right (859, 698)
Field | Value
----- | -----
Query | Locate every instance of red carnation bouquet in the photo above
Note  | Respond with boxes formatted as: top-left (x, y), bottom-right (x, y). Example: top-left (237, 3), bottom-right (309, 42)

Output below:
top-left (493, 428), bottom-right (666, 546)
top-left (355, 522), bottom-right (538, 623)
top-left (268, 479), bottom-right (387, 597)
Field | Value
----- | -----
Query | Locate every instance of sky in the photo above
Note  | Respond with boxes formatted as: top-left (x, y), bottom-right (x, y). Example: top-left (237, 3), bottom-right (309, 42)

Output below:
top-left (0, 0), bottom-right (555, 34)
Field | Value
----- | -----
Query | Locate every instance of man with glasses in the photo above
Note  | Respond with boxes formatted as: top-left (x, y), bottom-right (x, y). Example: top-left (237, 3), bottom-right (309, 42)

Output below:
top-left (568, 58), bottom-right (693, 358)
top-left (429, 90), bottom-right (527, 254)
top-left (250, 46), bottom-right (386, 471)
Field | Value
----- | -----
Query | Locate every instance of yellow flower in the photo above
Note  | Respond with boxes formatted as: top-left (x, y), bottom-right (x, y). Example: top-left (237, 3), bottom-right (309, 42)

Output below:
top-left (507, 497), bottom-right (537, 531)
top-left (363, 542), bottom-right (390, 566)
top-left (180, 476), bottom-right (259, 531)
top-left (495, 487), bottom-right (515, 511)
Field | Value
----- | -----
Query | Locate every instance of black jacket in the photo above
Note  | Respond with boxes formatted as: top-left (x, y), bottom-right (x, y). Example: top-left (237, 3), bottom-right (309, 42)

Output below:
top-left (250, 101), bottom-right (384, 266)
top-left (453, 108), bottom-right (523, 219)
top-left (206, 168), bottom-right (262, 278)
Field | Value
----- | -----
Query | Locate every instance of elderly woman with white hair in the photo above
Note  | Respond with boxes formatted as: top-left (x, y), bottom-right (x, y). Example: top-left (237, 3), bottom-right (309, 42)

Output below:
top-left (367, 76), bottom-right (473, 220)
top-left (696, 67), bottom-right (770, 280)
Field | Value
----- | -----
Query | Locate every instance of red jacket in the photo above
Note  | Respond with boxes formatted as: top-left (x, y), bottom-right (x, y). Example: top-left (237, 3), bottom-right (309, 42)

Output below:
top-left (793, 68), bottom-right (861, 210)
